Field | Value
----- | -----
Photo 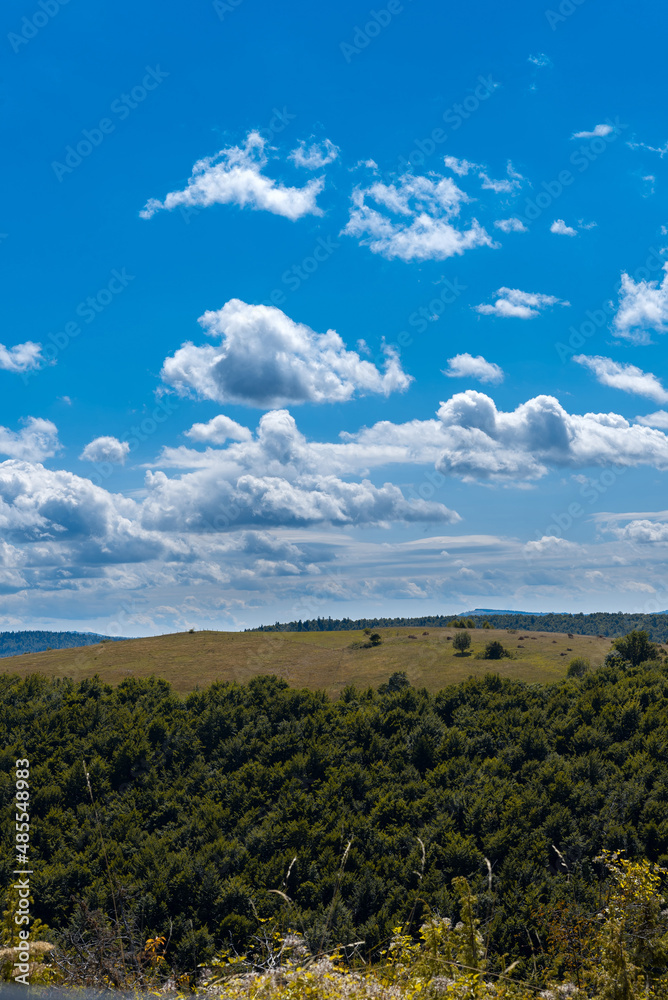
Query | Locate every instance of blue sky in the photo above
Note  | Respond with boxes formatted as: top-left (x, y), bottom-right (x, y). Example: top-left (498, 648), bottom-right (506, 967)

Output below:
top-left (2, 0), bottom-right (668, 634)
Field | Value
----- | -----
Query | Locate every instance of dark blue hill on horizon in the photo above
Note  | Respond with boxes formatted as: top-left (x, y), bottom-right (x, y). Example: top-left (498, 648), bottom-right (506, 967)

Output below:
top-left (0, 630), bottom-right (126, 658)
top-left (464, 608), bottom-right (551, 616)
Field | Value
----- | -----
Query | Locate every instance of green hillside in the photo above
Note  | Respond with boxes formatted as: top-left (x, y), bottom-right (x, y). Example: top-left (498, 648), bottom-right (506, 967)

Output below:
top-left (0, 625), bottom-right (626, 696)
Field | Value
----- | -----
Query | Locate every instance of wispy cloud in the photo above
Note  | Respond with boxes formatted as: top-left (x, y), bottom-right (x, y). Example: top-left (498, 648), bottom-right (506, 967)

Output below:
top-left (528, 53), bottom-right (552, 67)
top-left (572, 123), bottom-right (614, 139)
top-left (0, 341), bottom-right (46, 373)
top-left (628, 139), bottom-right (668, 158)
top-left (0, 418), bottom-right (61, 462)
top-left (574, 355), bottom-right (668, 403)
top-left (479, 166), bottom-right (524, 193)
top-left (140, 131), bottom-right (325, 221)
top-left (640, 174), bottom-right (656, 197)
top-left (475, 287), bottom-right (569, 319)
top-left (443, 353), bottom-right (504, 384)
top-left (343, 171), bottom-right (494, 262)
top-left (444, 156), bottom-right (525, 193)
top-left (635, 410), bottom-right (668, 429)
top-left (289, 138), bottom-right (339, 169)
top-left (443, 156), bottom-right (480, 176)
top-left (494, 217), bottom-right (528, 233)
top-left (479, 174), bottom-right (516, 194)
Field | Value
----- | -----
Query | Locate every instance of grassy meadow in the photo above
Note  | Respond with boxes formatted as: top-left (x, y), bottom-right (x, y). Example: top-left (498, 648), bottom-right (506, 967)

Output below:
top-left (0, 625), bottom-right (626, 695)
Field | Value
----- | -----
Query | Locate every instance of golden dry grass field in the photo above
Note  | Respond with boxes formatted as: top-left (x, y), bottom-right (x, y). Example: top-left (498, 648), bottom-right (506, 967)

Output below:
top-left (0, 626), bottom-right (635, 696)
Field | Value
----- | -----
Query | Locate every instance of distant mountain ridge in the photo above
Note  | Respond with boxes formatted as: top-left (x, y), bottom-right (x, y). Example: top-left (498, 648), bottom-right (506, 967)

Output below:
top-left (0, 631), bottom-right (125, 658)
top-left (464, 608), bottom-right (552, 616)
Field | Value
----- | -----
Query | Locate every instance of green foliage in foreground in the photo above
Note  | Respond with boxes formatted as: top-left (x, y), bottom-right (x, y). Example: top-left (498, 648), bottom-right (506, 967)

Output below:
top-left (3, 645), bottom-right (668, 988)
top-left (612, 630), bottom-right (661, 667)
top-left (182, 858), bottom-right (668, 999)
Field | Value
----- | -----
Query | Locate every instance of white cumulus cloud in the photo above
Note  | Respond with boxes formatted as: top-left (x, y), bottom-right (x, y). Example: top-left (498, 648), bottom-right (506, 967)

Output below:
top-left (143, 409), bottom-right (461, 531)
top-left (185, 415), bottom-right (253, 445)
top-left (475, 287), bottom-right (569, 319)
top-left (80, 436), bottom-right (131, 464)
top-left (550, 219), bottom-right (577, 236)
top-left (524, 535), bottom-right (578, 554)
top-left (612, 264), bottom-right (668, 343)
top-left (143, 467), bottom-right (459, 533)
top-left (613, 519), bottom-right (668, 544)
top-left (443, 353), bottom-right (504, 384)
top-left (337, 391), bottom-right (668, 483)
top-left (433, 391), bottom-right (668, 481)
top-left (6, 394), bottom-right (668, 624)
top-left (289, 138), bottom-right (339, 169)
top-left (343, 171), bottom-right (495, 262)
top-left (161, 299), bottom-right (412, 407)
top-left (0, 418), bottom-right (60, 462)
top-left (0, 460), bottom-right (177, 565)
top-left (574, 355), bottom-right (668, 403)
top-left (0, 341), bottom-right (46, 373)
top-left (140, 131), bottom-right (324, 222)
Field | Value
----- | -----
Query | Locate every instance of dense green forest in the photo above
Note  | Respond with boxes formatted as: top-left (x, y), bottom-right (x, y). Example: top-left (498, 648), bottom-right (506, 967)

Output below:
top-left (2, 634), bottom-right (668, 990)
top-left (251, 611), bottom-right (668, 642)
top-left (0, 631), bottom-right (122, 658)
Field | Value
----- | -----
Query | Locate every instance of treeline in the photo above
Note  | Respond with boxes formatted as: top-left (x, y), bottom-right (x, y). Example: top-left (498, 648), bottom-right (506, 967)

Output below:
top-left (2, 649), bottom-right (668, 982)
top-left (0, 631), bottom-right (123, 658)
top-left (250, 611), bottom-right (668, 642)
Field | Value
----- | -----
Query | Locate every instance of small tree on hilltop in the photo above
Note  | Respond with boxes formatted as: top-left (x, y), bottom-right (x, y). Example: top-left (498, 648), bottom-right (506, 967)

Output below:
top-left (483, 640), bottom-right (509, 660)
top-left (453, 631), bottom-right (471, 655)
top-left (380, 671), bottom-right (410, 693)
top-left (612, 630), bottom-right (660, 667)
top-left (567, 656), bottom-right (590, 678)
